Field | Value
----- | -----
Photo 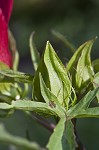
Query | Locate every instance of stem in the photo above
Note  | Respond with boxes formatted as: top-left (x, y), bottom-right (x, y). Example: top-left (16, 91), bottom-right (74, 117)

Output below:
top-left (31, 113), bottom-right (55, 132)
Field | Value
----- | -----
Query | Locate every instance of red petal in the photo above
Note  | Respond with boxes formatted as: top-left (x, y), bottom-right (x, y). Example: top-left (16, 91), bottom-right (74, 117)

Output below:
top-left (0, 9), bottom-right (12, 67)
top-left (0, 0), bottom-right (13, 23)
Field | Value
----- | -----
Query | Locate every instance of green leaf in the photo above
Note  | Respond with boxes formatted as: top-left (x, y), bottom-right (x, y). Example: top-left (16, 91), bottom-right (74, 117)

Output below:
top-left (33, 41), bottom-right (74, 109)
top-left (0, 69), bottom-right (33, 83)
top-left (76, 39), bottom-right (95, 89)
top-left (93, 73), bottom-right (99, 101)
top-left (33, 51), bottom-right (50, 102)
top-left (47, 118), bottom-right (76, 150)
top-left (29, 32), bottom-right (40, 71)
top-left (67, 39), bottom-right (95, 90)
top-left (0, 99), bottom-right (65, 118)
top-left (72, 107), bottom-right (99, 118)
top-left (47, 118), bottom-right (66, 150)
top-left (0, 100), bottom-right (60, 117)
top-left (52, 30), bottom-right (76, 53)
top-left (0, 63), bottom-right (22, 103)
top-left (65, 121), bottom-right (77, 150)
top-left (67, 41), bottom-right (87, 72)
top-left (8, 29), bottom-right (19, 71)
top-left (0, 124), bottom-right (44, 150)
top-left (39, 73), bottom-right (66, 118)
top-left (39, 72), bottom-right (56, 104)
top-left (92, 58), bottom-right (99, 73)
top-left (0, 103), bottom-right (13, 110)
top-left (0, 82), bottom-right (22, 104)
top-left (13, 50), bottom-right (19, 71)
top-left (12, 100), bottom-right (58, 117)
top-left (0, 83), bottom-right (11, 93)
top-left (0, 62), bottom-right (11, 91)
top-left (44, 41), bottom-right (72, 106)
top-left (67, 88), bottom-right (99, 119)
top-left (21, 83), bottom-right (29, 99)
top-left (0, 100), bottom-right (55, 117)
top-left (0, 62), bottom-right (15, 103)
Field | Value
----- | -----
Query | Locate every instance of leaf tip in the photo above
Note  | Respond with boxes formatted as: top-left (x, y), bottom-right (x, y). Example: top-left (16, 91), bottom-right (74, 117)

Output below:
top-left (46, 41), bottom-right (51, 47)
top-left (91, 36), bottom-right (98, 43)
top-left (46, 41), bottom-right (53, 52)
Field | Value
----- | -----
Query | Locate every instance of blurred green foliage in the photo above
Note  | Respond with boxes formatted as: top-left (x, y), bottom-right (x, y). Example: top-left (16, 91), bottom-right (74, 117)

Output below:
top-left (0, 0), bottom-right (99, 149)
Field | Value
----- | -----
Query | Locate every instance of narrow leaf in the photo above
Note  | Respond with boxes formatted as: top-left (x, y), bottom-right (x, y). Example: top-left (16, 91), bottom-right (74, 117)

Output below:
top-left (0, 100), bottom-right (57, 117)
top-left (65, 121), bottom-right (77, 150)
top-left (67, 88), bottom-right (99, 119)
top-left (0, 69), bottom-right (33, 83)
top-left (8, 29), bottom-right (19, 71)
top-left (76, 107), bottom-right (99, 118)
top-left (52, 30), bottom-right (76, 53)
top-left (47, 118), bottom-right (76, 150)
top-left (67, 39), bottom-right (96, 90)
top-left (12, 100), bottom-right (58, 117)
top-left (67, 41), bottom-right (87, 72)
top-left (47, 118), bottom-right (66, 150)
top-left (29, 32), bottom-right (40, 71)
top-left (76, 39), bottom-right (95, 88)
top-left (0, 103), bottom-right (13, 110)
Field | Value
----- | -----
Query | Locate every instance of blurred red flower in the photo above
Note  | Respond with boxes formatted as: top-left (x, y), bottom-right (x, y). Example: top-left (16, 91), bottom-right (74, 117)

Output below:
top-left (0, 0), bottom-right (13, 68)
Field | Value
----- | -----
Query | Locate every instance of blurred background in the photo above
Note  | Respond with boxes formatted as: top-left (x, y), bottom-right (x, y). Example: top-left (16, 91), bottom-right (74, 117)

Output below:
top-left (0, 0), bottom-right (99, 149)
top-left (10, 0), bottom-right (99, 73)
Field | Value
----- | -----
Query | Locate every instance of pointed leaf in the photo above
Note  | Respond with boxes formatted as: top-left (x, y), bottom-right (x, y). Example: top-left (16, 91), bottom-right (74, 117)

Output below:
top-left (12, 100), bottom-right (58, 117)
top-left (67, 39), bottom-right (95, 90)
top-left (65, 120), bottom-right (77, 150)
top-left (67, 41), bottom-right (87, 72)
top-left (76, 107), bottom-right (99, 118)
top-left (52, 30), bottom-right (76, 53)
top-left (47, 118), bottom-right (76, 150)
top-left (0, 100), bottom-right (58, 117)
top-left (0, 69), bottom-right (33, 83)
top-left (29, 32), bottom-right (40, 71)
top-left (33, 42), bottom-right (73, 109)
top-left (47, 118), bottom-right (66, 150)
top-left (76, 39), bottom-right (95, 89)
top-left (44, 42), bottom-right (72, 107)
top-left (67, 88), bottom-right (99, 119)
top-left (8, 30), bottom-right (19, 71)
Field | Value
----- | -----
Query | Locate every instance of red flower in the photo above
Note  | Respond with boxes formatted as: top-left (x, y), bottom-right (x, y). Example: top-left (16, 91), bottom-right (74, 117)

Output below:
top-left (0, 0), bottom-right (13, 68)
